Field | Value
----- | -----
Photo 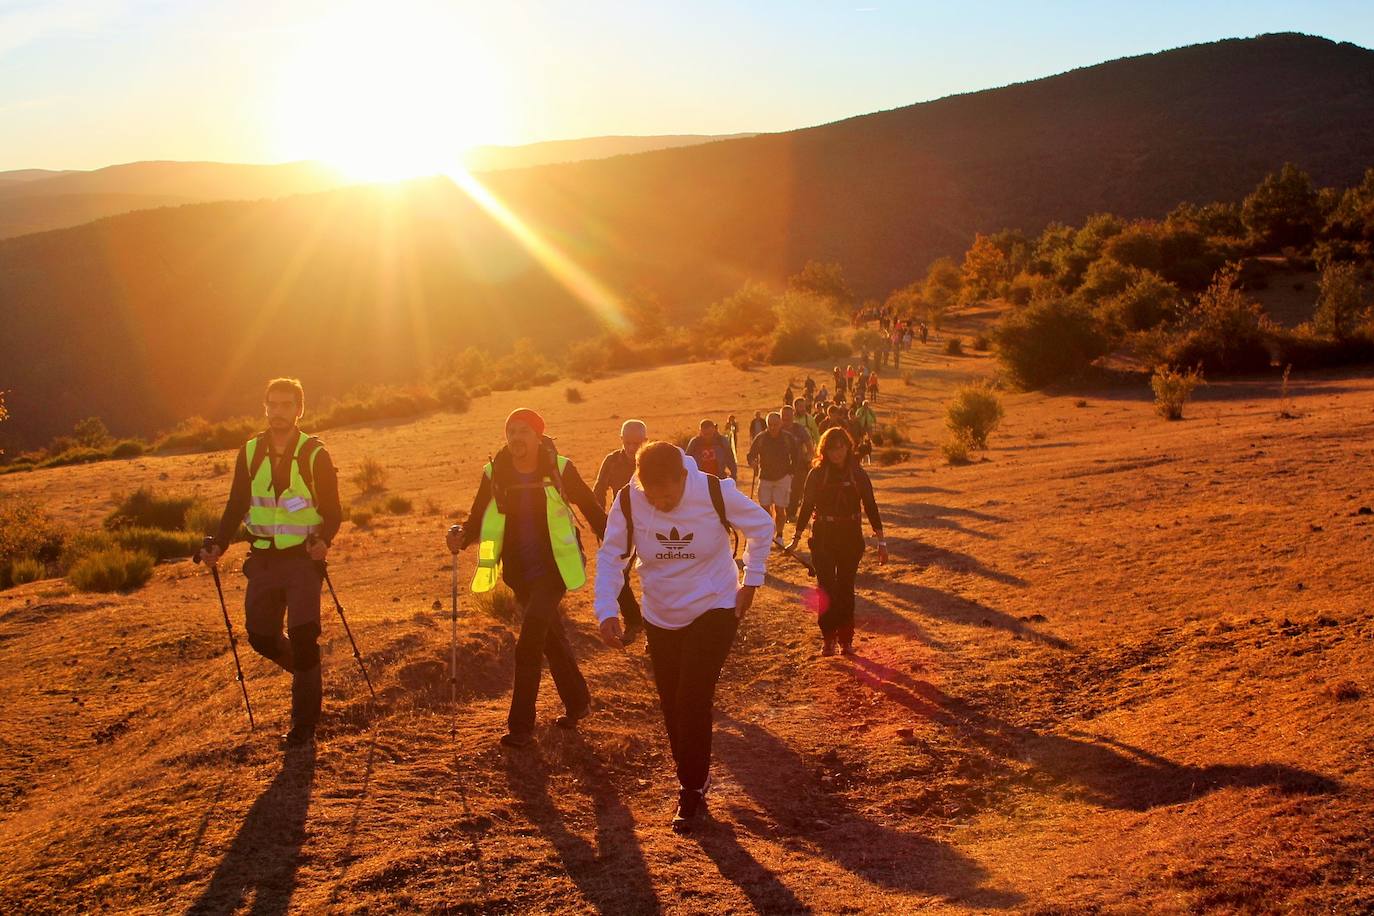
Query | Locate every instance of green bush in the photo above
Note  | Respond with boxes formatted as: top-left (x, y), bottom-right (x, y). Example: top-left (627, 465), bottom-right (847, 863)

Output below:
top-left (565, 387), bottom-right (583, 404)
top-left (8, 557), bottom-right (46, 586)
top-left (941, 437), bottom-right (971, 465)
top-left (37, 447), bottom-right (111, 469)
top-left (870, 423), bottom-right (908, 447)
top-left (352, 457), bottom-right (388, 495)
top-left (944, 336), bottom-right (964, 356)
top-left (1095, 272), bottom-right (1180, 333)
top-left (110, 439), bottom-right (147, 459)
top-left (385, 495), bottom-right (413, 515)
top-left (1313, 261), bottom-right (1372, 340)
top-left (1162, 264), bottom-right (1273, 375)
top-left (945, 383), bottom-right (1004, 449)
top-left (1272, 327), bottom-right (1374, 370)
top-left (1151, 365), bottom-right (1205, 420)
top-left (350, 509), bottom-right (374, 529)
top-left (156, 415), bottom-right (260, 453)
top-left (105, 487), bottom-right (205, 532)
top-left (183, 501), bottom-right (220, 536)
top-left (0, 501), bottom-right (67, 589)
top-left (971, 333), bottom-right (990, 351)
top-left (434, 376), bottom-right (471, 412)
top-left (68, 547), bottom-right (154, 593)
top-left (873, 447), bottom-right (909, 466)
top-left (994, 297), bottom-right (1110, 389)
top-left (312, 385), bottom-right (441, 430)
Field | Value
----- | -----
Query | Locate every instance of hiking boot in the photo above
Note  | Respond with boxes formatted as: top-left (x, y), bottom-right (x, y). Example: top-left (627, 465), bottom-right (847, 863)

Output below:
top-left (555, 704), bottom-right (592, 730)
top-left (279, 723), bottom-right (315, 748)
top-left (822, 637), bottom-right (836, 657)
top-left (671, 787), bottom-right (707, 834)
top-left (500, 731), bottom-right (534, 748)
top-left (840, 643), bottom-right (856, 657)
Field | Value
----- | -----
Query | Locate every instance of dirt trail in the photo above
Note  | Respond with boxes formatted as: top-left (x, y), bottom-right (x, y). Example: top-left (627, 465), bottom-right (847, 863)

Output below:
top-left (1, 347), bottom-right (1372, 913)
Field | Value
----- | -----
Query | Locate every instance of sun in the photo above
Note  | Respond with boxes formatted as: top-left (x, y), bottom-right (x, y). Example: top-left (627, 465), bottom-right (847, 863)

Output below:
top-left (273, 2), bottom-right (512, 181)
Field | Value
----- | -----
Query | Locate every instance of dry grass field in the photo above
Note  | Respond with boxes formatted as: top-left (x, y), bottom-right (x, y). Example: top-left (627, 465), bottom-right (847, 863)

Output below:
top-left (1, 332), bottom-right (1372, 913)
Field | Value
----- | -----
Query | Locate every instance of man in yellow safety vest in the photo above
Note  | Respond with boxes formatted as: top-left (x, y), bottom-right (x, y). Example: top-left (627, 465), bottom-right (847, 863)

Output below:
top-left (447, 408), bottom-right (606, 748)
top-left (199, 377), bottom-right (342, 747)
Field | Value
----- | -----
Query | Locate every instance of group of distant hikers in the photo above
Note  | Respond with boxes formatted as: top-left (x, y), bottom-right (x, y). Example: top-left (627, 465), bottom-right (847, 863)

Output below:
top-left (198, 375), bottom-right (888, 832)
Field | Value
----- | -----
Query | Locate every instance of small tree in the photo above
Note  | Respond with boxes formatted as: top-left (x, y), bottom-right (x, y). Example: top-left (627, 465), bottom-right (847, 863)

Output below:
top-left (704, 281), bottom-right (778, 342)
top-left (1314, 261), bottom-right (1371, 340)
top-left (72, 417), bottom-right (113, 449)
top-left (960, 234), bottom-right (1010, 305)
top-left (994, 296), bottom-right (1110, 389)
top-left (1151, 365), bottom-right (1205, 420)
top-left (923, 257), bottom-right (962, 328)
top-left (945, 383), bottom-right (1004, 449)
top-left (1242, 162), bottom-right (1321, 251)
top-left (352, 456), bottom-right (388, 495)
top-left (788, 261), bottom-right (851, 315)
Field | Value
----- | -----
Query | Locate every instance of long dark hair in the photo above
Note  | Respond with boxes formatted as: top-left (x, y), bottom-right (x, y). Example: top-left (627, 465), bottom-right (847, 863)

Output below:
top-left (812, 426), bottom-right (855, 470)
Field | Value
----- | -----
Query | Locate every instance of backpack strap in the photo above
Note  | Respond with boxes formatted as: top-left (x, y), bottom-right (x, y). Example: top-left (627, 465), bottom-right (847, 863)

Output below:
top-left (617, 484), bottom-right (635, 559)
top-left (707, 474), bottom-right (741, 561)
top-left (246, 432), bottom-right (271, 483)
top-left (296, 436), bottom-right (323, 501)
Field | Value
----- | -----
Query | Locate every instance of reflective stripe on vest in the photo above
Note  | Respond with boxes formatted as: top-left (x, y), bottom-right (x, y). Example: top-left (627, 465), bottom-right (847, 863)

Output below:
top-left (243, 431), bottom-right (324, 549)
top-left (471, 454), bottom-right (585, 593)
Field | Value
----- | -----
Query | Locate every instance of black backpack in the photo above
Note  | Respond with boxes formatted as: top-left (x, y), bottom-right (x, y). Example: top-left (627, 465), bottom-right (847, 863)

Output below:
top-left (616, 474), bottom-right (738, 561)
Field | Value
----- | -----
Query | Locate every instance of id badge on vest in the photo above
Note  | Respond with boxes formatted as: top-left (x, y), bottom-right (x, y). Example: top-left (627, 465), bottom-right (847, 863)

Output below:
top-left (283, 496), bottom-right (309, 513)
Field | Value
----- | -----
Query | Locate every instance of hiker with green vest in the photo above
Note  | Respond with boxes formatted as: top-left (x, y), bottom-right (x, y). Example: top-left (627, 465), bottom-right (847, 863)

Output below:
top-left (198, 377), bottom-right (343, 747)
top-left (448, 408), bottom-right (607, 748)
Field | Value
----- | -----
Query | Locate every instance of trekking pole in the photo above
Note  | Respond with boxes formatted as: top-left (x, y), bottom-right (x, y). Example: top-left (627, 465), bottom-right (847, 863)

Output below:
top-left (193, 536), bottom-right (255, 730)
top-left (782, 545), bottom-right (817, 577)
top-left (448, 525), bottom-right (462, 730)
top-left (312, 542), bottom-right (378, 704)
top-left (749, 462), bottom-right (758, 502)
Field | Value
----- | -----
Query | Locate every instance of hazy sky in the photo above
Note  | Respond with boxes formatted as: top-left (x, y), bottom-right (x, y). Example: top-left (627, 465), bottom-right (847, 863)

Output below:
top-left (3, 0), bottom-right (1374, 173)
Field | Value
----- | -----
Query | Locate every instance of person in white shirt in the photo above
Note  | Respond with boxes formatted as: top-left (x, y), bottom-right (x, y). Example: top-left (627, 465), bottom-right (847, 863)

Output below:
top-left (594, 441), bottom-right (775, 832)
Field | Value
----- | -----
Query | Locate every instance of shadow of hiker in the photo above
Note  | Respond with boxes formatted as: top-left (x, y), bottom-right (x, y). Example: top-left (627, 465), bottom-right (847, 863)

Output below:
top-left (690, 817), bottom-right (814, 914)
top-left (713, 715), bottom-right (1023, 910)
top-left (325, 740), bottom-right (377, 906)
top-left (879, 502), bottom-right (1011, 543)
top-left (190, 745), bottom-right (317, 916)
top-left (847, 656), bottom-right (1341, 812)
top-left (857, 576), bottom-right (1067, 648)
top-left (888, 536), bottom-right (1027, 586)
top-left (501, 740), bottom-right (661, 915)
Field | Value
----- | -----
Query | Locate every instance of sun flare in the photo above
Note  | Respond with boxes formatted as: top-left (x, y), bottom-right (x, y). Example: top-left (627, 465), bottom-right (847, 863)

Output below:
top-left (273, 2), bottom-right (511, 181)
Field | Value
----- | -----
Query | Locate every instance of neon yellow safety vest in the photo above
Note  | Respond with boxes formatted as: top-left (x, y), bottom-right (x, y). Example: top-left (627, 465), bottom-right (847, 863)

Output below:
top-left (471, 454), bottom-right (585, 593)
top-left (243, 431), bottom-right (324, 550)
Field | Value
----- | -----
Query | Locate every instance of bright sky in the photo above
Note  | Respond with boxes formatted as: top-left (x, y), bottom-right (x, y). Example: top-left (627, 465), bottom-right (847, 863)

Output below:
top-left (3, 0), bottom-right (1374, 176)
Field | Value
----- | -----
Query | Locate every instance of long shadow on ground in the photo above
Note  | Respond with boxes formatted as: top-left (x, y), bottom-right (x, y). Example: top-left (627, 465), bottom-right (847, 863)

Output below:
top-left (712, 714), bottom-right (1024, 910)
top-left (502, 738), bottom-right (660, 915)
top-left (190, 745), bottom-right (316, 916)
top-left (847, 656), bottom-right (1341, 812)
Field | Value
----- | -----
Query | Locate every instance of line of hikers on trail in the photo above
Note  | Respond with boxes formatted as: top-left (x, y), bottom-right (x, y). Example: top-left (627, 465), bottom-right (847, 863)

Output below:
top-left (197, 376), bottom-right (887, 832)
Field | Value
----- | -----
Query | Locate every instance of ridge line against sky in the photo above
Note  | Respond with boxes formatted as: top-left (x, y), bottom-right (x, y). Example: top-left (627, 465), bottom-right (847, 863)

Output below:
top-left (2, 0), bottom-right (1374, 173)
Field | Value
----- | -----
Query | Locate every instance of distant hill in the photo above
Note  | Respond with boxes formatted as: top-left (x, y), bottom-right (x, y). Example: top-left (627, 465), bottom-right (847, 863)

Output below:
top-left (5, 32), bottom-right (1374, 447)
top-left (462, 134), bottom-right (757, 172)
top-left (0, 169), bottom-right (79, 184)
top-left (0, 137), bottom-right (753, 240)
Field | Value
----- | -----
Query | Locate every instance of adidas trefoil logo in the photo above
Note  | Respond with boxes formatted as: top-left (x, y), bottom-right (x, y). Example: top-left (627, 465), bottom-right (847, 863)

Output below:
top-left (655, 527), bottom-right (694, 549)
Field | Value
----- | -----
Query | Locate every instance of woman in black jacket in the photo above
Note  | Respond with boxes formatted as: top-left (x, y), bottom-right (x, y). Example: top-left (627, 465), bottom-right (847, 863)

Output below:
top-left (787, 427), bottom-right (887, 656)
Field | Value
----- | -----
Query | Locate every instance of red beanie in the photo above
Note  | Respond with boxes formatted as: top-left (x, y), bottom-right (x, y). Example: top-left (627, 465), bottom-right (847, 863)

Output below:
top-left (505, 407), bottom-right (545, 437)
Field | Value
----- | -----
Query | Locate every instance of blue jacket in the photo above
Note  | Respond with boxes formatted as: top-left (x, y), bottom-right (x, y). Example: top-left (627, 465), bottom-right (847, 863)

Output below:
top-left (685, 432), bottom-right (739, 479)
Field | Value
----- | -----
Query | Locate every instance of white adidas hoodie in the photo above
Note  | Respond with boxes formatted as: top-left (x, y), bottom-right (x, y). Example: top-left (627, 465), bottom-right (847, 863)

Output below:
top-left (594, 453), bottom-right (775, 630)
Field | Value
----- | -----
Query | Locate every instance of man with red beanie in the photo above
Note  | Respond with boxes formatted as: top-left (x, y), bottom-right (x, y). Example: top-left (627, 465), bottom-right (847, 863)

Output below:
top-left (447, 408), bottom-right (607, 747)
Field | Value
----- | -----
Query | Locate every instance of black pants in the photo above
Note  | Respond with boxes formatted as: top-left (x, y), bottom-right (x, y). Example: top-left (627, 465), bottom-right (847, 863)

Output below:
top-left (645, 608), bottom-right (738, 792)
top-left (811, 527), bottom-right (864, 645)
top-left (508, 574), bottom-right (590, 735)
top-left (243, 551), bottom-right (323, 728)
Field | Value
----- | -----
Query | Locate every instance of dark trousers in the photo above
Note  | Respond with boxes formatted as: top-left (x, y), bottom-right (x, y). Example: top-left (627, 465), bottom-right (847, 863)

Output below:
top-left (508, 574), bottom-right (590, 734)
top-left (243, 551), bottom-right (323, 728)
top-left (811, 527), bottom-right (864, 646)
top-left (645, 608), bottom-right (738, 792)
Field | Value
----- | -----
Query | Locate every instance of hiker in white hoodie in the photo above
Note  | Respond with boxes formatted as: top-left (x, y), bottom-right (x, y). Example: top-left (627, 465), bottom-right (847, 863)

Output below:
top-left (594, 441), bottom-right (775, 833)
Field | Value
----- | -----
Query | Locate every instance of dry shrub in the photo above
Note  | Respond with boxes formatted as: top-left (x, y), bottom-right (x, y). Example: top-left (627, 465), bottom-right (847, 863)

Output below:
top-left (942, 437), bottom-right (971, 465)
top-left (945, 383), bottom-right (1004, 449)
top-left (874, 447), bottom-right (909, 466)
top-left (386, 495), bottom-right (413, 515)
top-left (1151, 364), bottom-right (1205, 420)
top-left (352, 456), bottom-right (388, 495)
top-left (68, 547), bottom-right (154, 593)
top-left (8, 557), bottom-right (46, 586)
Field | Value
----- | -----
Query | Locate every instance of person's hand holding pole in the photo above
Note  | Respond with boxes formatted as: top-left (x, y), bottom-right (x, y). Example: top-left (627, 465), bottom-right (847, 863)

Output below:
top-left (446, 524), bottom-right (464, 555)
